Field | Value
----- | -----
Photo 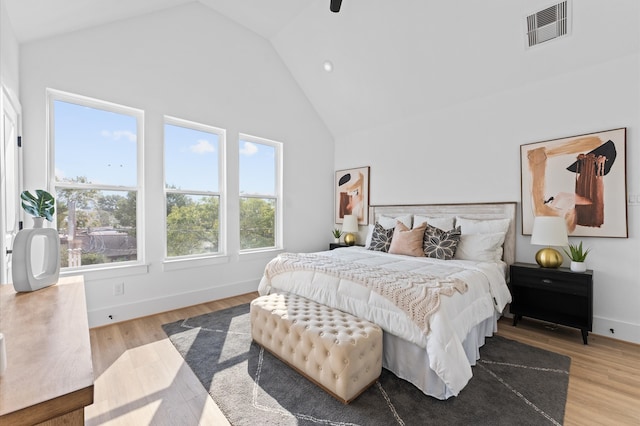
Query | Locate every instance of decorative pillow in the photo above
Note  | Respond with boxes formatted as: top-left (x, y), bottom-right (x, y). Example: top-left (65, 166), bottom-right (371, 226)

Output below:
top-left (455, 217), bottom-right (510, 235)
top-left (378, 214), bottom-right (412, 230)
top-left (423, 224), bottom-right (461, 260)
top-left (389, 222), bottom-right (427, 257)
top-left (365, 215), bottom-right (412, 249)
top-left (413, 215), bottom-right (455, 231)
top-left (367, 222), bottom-right (395, 252)
top-left (454, 232), bottom-right (506, 262)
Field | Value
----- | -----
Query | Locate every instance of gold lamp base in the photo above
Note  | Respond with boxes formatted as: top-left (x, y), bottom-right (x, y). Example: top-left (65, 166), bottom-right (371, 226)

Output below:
top-left (344, 233), bottom-right (356, 246)
top-left (535, 247), bottom-right (563, 268)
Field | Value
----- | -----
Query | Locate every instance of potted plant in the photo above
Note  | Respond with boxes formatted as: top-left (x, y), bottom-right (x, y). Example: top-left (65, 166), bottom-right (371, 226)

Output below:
top-left (563, 241), bottom-right (590, 272)
top-left (331, 228), bottom-right (344, 243)
top-left (20, 189), bottom-right (55, 228)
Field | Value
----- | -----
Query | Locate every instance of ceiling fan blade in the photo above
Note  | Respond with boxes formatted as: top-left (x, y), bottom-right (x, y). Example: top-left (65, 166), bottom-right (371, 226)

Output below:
top-left (330, 0), bottom-right (342, 13)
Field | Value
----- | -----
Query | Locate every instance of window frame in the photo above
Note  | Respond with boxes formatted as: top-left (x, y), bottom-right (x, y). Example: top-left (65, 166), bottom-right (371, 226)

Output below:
top-left (238, 133), bottom-right (283, 253)
top-left (163, 116), bottom-right (227, 261)
top-left (47, 88), bottom-right (145, 273)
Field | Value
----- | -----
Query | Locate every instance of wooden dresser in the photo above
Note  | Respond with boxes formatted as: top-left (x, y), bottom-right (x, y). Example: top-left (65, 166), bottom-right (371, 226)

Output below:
top-left (0, 276), bottom-right (94, 425)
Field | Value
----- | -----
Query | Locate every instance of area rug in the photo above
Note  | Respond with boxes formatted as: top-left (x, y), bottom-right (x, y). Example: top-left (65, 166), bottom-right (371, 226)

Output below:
top-left (162, 303), bottom-right (571, 426)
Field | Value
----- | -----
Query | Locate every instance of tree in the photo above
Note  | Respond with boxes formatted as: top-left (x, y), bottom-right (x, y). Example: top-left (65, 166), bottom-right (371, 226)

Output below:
top-left (114, 192), bottom-right (136, 229)
top-left (166, 196), bottom-right (219, 256)
top-left (166, 186), bottom-right (193, 215)
top-left (240, 198), bottom-right (275, 249)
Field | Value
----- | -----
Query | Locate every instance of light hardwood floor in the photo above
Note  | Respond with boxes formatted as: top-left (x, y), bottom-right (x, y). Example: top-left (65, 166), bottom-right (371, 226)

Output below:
top-left (86, 293), bottom-right (640, 426)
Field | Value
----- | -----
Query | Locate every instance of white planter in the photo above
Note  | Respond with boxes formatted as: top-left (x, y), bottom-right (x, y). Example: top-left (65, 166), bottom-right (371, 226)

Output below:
top-left (570, 261), bottom-right (587, 273)
top-left (334, 238), bottom-right (340, 244)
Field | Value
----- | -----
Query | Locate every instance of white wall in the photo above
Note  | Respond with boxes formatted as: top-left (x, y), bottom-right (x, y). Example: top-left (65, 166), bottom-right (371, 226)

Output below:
top-left (336, 52), bottom-right (640, 344)
top-left (19, 3), bottom-right (334, 327)
top-left (0, 0), bottom-right (19, 97)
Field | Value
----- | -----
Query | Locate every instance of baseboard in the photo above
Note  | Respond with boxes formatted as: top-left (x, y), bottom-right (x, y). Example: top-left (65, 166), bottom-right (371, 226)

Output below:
top-left (592, 316), bottom-right (640, 345)
top-left (88, 279), bottom-right (259, 328)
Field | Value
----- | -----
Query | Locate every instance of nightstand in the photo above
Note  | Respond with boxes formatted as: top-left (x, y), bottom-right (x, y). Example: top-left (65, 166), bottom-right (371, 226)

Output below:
top-left (329, 243), bottom-right (349, 250)
top-left (509, 262), bottom-right (593, 344)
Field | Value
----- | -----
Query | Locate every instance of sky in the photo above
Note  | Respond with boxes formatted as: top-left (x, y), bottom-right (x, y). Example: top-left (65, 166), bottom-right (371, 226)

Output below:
top-left (54, 100), bottom-right (276, 195)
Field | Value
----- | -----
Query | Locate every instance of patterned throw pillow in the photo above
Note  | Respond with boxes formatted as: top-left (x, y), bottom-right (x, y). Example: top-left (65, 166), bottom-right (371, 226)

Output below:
top-left (423, 224), bottom-right (461, 260)
top-left (367, 222), bottom-right (395, 252)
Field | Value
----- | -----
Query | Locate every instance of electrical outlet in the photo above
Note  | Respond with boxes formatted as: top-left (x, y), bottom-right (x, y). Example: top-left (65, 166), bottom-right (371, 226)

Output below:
top-left (113, 282), bottom-right (124, 296)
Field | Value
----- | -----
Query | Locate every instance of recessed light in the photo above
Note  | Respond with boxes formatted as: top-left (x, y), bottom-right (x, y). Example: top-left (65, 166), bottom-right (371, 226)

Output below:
top-left (323, 60), bottom-right (333, 72)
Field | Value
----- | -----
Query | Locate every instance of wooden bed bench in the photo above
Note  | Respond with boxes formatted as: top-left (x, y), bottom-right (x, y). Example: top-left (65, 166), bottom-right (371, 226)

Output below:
top-left (250, 293), bottom-right (382, 403)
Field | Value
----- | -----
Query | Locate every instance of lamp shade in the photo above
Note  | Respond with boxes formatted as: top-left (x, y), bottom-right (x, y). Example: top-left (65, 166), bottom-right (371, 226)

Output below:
top-left (530, 216), bottom-right (568, 246)
top-left (341, 215), bottom-right (359, 233)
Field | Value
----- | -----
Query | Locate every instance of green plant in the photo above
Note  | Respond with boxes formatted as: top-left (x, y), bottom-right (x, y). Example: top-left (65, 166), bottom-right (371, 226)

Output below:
top-left (331, 228), bottom-right (344, 239)
top-left (20, 189), bottom-right (55, 222)
top-left (563, 241), bottom-right (590, 262)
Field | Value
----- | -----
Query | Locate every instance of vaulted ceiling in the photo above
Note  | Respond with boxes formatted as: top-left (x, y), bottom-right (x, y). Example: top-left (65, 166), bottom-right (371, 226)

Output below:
top-left (4, 0), bottom-right (639, 138)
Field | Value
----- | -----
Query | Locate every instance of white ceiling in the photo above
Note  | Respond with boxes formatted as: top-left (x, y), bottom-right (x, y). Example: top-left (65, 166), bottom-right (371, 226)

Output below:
top-left (3, 0), bottom-right (312, 43)
top-left (4, 0), bottom-right (639, 139)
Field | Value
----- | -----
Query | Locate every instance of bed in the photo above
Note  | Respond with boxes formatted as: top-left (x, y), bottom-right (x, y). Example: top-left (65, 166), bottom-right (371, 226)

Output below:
top-left (258, 202), bottom-right (516, 400)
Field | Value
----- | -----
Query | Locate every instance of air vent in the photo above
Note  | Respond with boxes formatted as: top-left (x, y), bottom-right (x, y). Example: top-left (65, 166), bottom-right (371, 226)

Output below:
top-left (526, 1), bottom-right (569, 48)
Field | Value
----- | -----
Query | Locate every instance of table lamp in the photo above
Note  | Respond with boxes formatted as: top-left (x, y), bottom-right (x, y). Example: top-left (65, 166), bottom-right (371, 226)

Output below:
top-left (530, 216), bottom-right (568, 268)
top-left (342, 215), bottom-right (359, 246)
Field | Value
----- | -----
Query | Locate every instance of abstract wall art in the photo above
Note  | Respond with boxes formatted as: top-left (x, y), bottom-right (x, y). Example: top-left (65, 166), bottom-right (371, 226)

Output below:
top-left (335, 166), bottom-right (370, 224)
top-left (520, 128), bottom-right (627, 238)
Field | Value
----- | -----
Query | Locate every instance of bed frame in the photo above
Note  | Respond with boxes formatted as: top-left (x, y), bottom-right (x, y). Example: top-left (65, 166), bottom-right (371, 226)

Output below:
top-left (368, 202), bottom-right (517, 266)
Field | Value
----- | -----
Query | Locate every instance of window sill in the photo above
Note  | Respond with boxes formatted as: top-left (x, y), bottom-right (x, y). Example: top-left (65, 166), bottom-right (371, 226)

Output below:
top-left (239, 247), bottom-right (283, 261)
top-left (162, 254), bottom-right (230, 272)
top-left (60, 263), bottom-right (149, 280)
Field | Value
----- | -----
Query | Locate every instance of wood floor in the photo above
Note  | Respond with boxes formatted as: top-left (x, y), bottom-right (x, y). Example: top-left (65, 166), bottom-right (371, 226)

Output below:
top-left (86, 292), bottom-right (640, 426)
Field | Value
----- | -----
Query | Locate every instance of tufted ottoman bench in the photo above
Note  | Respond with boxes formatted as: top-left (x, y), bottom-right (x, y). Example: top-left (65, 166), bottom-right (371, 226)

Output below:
top-left (250, 293), bottom-right (383, 404)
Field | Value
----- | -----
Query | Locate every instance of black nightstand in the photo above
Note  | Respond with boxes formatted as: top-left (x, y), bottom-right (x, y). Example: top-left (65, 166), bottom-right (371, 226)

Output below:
top-left (329, 243), bottom-right (349, 250)
top-left (509, 262), bottom-right (593, 344)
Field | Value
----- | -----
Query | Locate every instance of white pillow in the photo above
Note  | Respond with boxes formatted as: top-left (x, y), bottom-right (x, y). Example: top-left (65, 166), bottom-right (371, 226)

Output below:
top-left (413, 215), bottom-right (454, 231)
top-left (378, 214), bottom-right (412, 229)
top-left (364, 224), bottom-right (374, 249)
top-left (455, 217), bottom-right (510, 235)
top-left (454, 232), bottom-right (506, 262)
top-left (365, 215), bottom-right (412, 249)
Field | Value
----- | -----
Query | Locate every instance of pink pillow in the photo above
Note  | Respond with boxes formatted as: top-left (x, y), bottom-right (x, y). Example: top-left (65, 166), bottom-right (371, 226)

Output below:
top-left (389, 222), bottom-right (426, 257)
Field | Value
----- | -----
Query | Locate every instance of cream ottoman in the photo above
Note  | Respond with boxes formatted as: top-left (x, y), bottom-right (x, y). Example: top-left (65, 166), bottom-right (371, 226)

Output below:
top-left (250, 293), bottom-right (383, 404)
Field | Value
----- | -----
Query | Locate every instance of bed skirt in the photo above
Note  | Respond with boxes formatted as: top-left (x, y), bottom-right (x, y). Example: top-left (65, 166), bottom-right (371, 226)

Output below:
top-left (382, 313), bottom-right (498, 400)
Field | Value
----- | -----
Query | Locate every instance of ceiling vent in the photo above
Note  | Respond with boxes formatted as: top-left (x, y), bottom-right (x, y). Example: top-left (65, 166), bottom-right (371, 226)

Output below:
top-left (526, 1), bottom-right (570, 48)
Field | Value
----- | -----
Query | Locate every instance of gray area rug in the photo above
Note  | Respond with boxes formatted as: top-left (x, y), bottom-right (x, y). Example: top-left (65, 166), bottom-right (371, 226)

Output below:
top-left (162, 303), bottom-right (570, 425)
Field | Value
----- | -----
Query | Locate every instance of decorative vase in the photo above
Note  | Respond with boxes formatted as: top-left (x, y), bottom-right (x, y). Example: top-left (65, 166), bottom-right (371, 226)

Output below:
top-left (32, 217), bottom-right (45, 228)
top-left (570, 261), bottom-right (587, 273)
top-left (11, 228), bottom-right (60, 292)
top-left (334, 238), bottom-right (340, 244)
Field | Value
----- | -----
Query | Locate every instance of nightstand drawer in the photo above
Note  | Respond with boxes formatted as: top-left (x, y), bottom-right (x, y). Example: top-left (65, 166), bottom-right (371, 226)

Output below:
top-left (510, 271), bottom-right (590, 296)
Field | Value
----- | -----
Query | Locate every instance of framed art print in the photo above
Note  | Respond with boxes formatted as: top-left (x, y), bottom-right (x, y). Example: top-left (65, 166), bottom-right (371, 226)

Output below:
top-left (335, 166), bottom-right (370, 225)
top-left (520, 127), bottom-right (627, 238)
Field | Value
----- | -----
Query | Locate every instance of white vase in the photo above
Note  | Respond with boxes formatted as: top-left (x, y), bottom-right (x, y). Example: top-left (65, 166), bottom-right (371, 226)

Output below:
top-left (32, 217), bottom-right (45, 228)
top-left (334, 238), bottom-right (340, 244)
top-left (11, 227), bottom-right (61, 292)
top-left (570, 261), bottom-right (587, 273)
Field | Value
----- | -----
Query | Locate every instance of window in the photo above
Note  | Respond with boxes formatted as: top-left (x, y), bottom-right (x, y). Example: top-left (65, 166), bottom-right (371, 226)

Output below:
top-left (239, 134), bottom-right (282, 251)
top-left (49, 90), bottom-right (142, 269)
top-left (164, 117), bottom-right (225, 258)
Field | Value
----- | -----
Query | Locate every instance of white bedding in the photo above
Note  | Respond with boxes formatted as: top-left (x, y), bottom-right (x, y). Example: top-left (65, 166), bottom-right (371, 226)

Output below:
top-left (258, 246), bottom-right (512, 398)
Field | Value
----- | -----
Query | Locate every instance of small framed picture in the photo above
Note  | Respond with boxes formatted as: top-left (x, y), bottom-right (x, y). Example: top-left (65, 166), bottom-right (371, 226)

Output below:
top-left (335, 166), bottom-right (370, 225)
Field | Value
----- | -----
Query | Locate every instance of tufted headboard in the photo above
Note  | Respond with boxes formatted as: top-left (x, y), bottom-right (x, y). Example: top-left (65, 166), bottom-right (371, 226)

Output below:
top-left (368, 202), bottom-right (517, 266)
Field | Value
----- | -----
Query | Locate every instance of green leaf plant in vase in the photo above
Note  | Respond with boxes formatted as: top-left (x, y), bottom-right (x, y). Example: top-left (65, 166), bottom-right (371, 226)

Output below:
top-left (12, 189), bottom-right (60, 292)
top-left (563, 241), bottom-right (590, 273)
top-left (20, 189), bottom-right (55, 228)
top-left (332, 228), bottom-right (344, 244)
